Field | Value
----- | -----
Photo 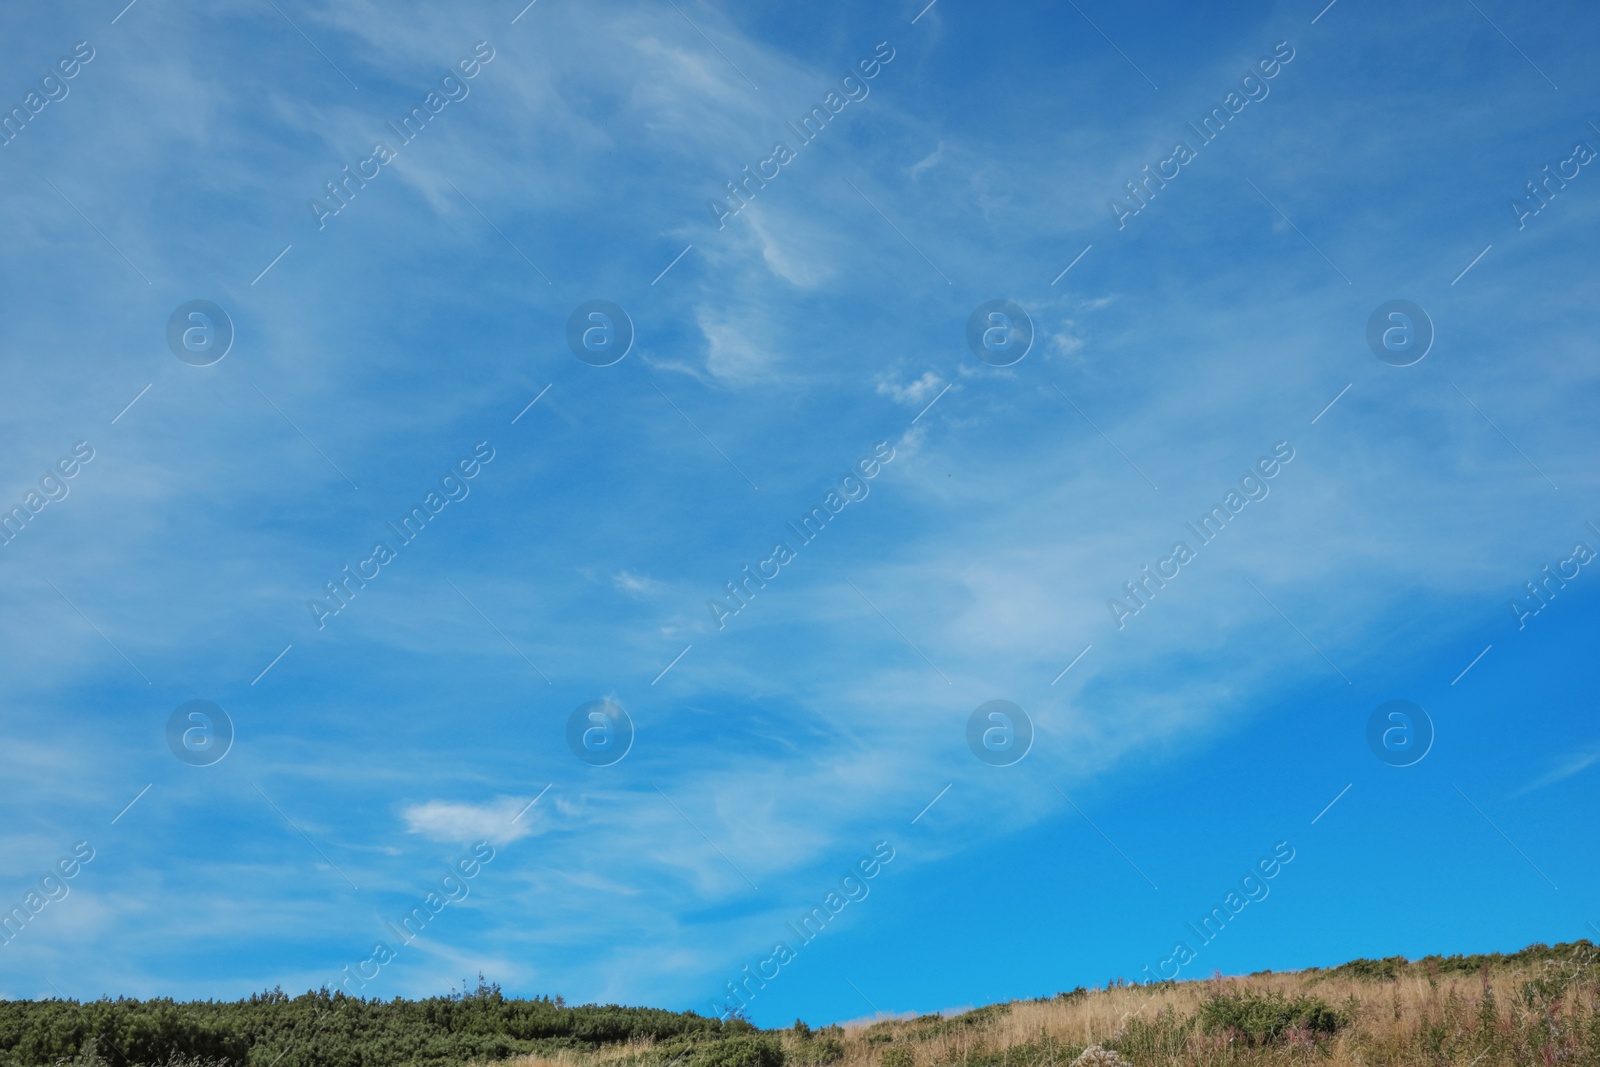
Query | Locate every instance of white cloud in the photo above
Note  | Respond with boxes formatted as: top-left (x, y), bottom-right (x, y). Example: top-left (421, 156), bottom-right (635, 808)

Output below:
top-left (909, 141), bottom-right (944, 180)
top-left (402, 797), bottom-right (542, 844)
top-left (614, 570), bottom-right (665, 597)
top-left (1509, 749), bottom-right (1600, 799)
top-left (877, 371), bottom-right (946, 406)
top-left (697, 307), bottom-right (782, 383)
top-left (1050, 325), bottom-right (1085, 357)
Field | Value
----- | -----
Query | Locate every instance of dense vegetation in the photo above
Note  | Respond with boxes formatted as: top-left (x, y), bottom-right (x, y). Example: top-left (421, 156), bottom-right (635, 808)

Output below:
top-left (0, 981), bottom-right (743, 1067)
top-left (1303, 939), bottom-right (1595, 982)
top-left (1195, 990), bottom-right (1346, 1045)
top-left (4, 941), bottom-right (1599, 1067)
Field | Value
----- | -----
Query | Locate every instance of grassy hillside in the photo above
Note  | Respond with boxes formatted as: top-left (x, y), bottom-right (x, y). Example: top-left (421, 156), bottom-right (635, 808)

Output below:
top-left (507, 941), bottom-right (1600, 1067)
top-left (3, 941), bottom-right (1596, 1067)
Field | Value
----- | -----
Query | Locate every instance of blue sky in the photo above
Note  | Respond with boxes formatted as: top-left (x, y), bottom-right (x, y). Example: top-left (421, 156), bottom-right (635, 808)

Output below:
top-left (2, 0), bottom-right (1599, 1028)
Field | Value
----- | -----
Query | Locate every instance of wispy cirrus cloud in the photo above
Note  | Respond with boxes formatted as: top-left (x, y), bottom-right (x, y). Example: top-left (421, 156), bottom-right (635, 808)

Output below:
top-left (402, 797), bottom-right (543, 844)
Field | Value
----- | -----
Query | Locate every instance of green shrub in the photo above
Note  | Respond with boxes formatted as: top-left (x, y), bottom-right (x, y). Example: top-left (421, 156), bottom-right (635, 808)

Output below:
top-left (689, 1037), bottom-right (784, 1067)
top-left (1109, 1012), bottom-right (1189, 1061)
top-left (0, 992), bottom-right (732, 1067)
top-left (879, 1046), bottom-right (914, 1067)
top-left (1197, 992), bottom-right (1346, 1045)
top-left (904, 1004), bottom-right (1011, 1042)
top-left (789, 1037), bottom-right (842, 1066)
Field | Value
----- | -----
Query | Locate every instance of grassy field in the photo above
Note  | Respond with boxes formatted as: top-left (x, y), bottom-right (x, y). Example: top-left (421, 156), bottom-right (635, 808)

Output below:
top-left (3, 941), bottom-right (1595, 1067)
top-left (500, 941), bottom-right (1600, 1067)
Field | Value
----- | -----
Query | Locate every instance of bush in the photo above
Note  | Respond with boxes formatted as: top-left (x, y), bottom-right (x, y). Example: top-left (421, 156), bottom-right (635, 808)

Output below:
top-left (789, 1038), bottom-right (842, 1066)
top-left (0, 993), bottom-right (731, 1067)
top-left (689, 1037), bottom-right (784, 1067)
top-left (1197, 992), bottom-right (1346, 1045)
top-left (1110, 1012), bottom-right (1188, 1062)
top-left (1335, 957), bottom-right (1407, 982)
top-left (880, 1047), bottom-right (914, 1067)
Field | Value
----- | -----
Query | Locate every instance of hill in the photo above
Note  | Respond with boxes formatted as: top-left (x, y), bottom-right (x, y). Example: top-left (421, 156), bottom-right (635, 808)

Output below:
top-left (2, 941), bottom-right (1595, 1067)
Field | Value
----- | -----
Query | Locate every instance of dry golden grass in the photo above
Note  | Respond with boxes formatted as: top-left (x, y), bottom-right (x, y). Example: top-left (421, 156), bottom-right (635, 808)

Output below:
top-left (491, 944), bottom-right (1600, 1067)
top-left (809, 955), bottom-right (1600, 1067)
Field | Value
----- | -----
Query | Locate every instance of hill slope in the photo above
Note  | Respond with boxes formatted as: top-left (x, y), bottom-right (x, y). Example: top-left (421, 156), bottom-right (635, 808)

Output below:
top-left (3, 941), bottom-right (1595, 1067)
